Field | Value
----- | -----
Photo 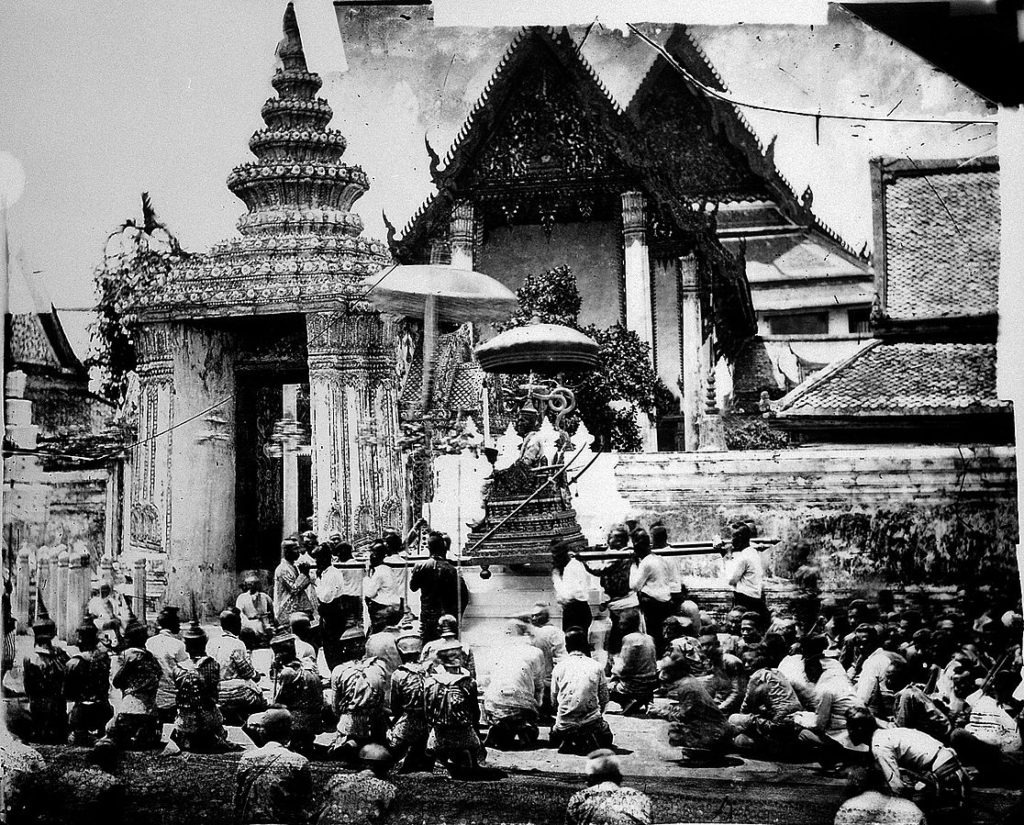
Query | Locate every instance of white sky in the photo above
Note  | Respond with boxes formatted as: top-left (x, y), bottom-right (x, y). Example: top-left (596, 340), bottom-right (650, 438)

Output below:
top-left (0, 2), bottom-right (1008, 363)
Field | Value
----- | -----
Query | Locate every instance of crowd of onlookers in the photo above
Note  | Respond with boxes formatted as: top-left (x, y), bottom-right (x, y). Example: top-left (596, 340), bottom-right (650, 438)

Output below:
top-left (3, 520), bottom-right (1023, 824)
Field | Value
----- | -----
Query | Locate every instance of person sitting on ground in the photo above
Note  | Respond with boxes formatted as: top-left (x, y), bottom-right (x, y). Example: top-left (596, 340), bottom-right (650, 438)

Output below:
top-left (66, 618), bottom-right (113, 745)
top-left (411, 531), bottom-right (470, 642)
top-left (235, 574), bottom-right (274, 649)
top-left (565, 749), bottom-right (653, 825)
top-left (171, 620), bottom-right (234, 753)
top-left (107, 616), bottom-right (162, 749)
top-left (234, 708), bottom-right (312, 825)
top-left (365, 539), bottom-right (403, 631)
top-left (550, 628), bottom-right (613, 755)
top-left (791, 563), bottom-right (822, 636)
top-left (146, 605), bottom-right (188, 723)
top-left (23, 611), bottom-right (69, 744)
top-left (386, 631), bottom-right (433, 773)
top-left (718, 608), bottom-right (745, 658)
top-left (315, 743), bottom-right (397, 825)
top-left (846, 707), bottom-right (969, 817)
top-left (607, 610), bottom-right (657, 716)
top-left (950, 670), bottom-right (1022, 775)
top-left (269, 628), bottom-right (324, 756)
top-left (851, 623), bottom-right (904, 718)
top-left (423, 637), bottom-right (487, 777)
top-left (420, 614), bottom-right (476, 678)
top-left (887, 658), bottom-right (952, 744)
top-left (365, 606), bottom-right (403, 689)
top-left (482, 619), bottom-right (545, 750)
top-left (736, 611), bottom-right (765, 658)
top-left (209, 609), bottom-right (267, 725)
top-left (629, 528), bottom-right (674, 659)
top-left (87, 580), bottom-right (130, 648)
top-left (664, 617), bottom-right (711, 678)
top-left (728, 643), bottom-right (803, 755)
top-left (523, 603), bottom-right (566, 714)
top-left (288, 612), bottom-right (319, 670)
top-left (841, 600), bottom-right (875, 671)
top-left (651, 647), bottom-right (732, 765)
top-left (697, 629), bottom-right (745, 714)
top-left (329, 627), bottom-right (389, 762)
top-left (788, 634), bottom-right (867, 771)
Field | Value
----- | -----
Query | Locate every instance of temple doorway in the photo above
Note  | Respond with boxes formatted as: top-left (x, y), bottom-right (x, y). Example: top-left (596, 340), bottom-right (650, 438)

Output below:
top-left (235, 373), bottom-right (312, 574)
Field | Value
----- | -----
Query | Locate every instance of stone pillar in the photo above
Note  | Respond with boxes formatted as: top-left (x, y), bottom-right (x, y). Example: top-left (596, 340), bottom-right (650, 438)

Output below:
top-left (14, 548), bottom-right (31, 633)
top-left (306, 311), bottom-right (404, 547)
top-left (37, 553), bottom-right (54, 622)
top-left (54, 549), bottom-right (69, 641)
top-left (133, 557), bottom-right (147, 622)
top-left (167, 324), bottom-right (237, 616)
top-left (130, 324), bottom-right (176, 561)
top-left (679, 253), bottom-right (702, 452)
top-left (450, 200), bottom-right (475, 270)
top-left (66, 551), bottom-right (90, 638)
top-left (622, 192), bottom-right (657, 452)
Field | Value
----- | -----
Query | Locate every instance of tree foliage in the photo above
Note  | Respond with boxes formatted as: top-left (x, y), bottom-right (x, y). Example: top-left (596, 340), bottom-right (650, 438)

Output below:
top-left (501, 265), bottom-right (659, 451)
top-left (88, 195), bottom-right (188, 404)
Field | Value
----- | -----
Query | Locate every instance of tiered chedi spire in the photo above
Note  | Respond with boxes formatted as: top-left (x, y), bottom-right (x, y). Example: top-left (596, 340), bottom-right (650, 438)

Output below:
top-left (228, 3), bottom-right (366, 238)
top-left (136, 2), bottom-right (389, 320)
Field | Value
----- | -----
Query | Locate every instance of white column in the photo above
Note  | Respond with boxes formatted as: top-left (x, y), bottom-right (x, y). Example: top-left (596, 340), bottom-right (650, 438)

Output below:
top-left (679, 253), bottom-right (702, 452)
top-left (450, 200), bottom-right (475, 270)
top-left (282, 384), bottom-right (300, 539)
top-left (621, 191), bottom-right (654, 351)
top-left (621, 191), bottom-right (657, 452)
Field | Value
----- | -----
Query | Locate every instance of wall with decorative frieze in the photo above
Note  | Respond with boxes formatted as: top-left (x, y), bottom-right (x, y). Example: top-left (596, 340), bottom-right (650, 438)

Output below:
top-left (615, 445), bottom-right (1019, 593)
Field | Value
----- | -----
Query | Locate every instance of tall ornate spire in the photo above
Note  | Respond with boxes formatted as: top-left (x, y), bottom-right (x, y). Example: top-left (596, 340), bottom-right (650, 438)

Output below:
top-left (227, 2), bottom-right (367, 238)
top-left (136, 2), bottom-right (389, 319)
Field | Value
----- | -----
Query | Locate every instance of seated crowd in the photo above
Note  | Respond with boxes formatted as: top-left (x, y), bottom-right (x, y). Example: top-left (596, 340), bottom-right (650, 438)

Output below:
top-left (8, 521), bottom-right (1023, 825)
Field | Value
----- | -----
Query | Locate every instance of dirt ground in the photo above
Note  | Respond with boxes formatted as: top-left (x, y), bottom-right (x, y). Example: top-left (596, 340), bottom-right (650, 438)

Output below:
top-left (19, 739), bottom-right (1019, 825)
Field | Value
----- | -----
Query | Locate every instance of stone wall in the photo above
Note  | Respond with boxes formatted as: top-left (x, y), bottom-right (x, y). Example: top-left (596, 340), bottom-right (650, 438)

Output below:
top-left (614, 445), bottom-right (1019, 595)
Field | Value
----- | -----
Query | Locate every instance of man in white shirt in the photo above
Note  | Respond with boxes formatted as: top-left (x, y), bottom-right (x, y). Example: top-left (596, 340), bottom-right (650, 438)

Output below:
top-left (629, 528), bottom-right (673, 657)
top-left (382, 531), bottom-right (410, 616)
top-left (145, 606), bottom-right (189, 722)
top-left (651, 522), bottom-right (684, 612)
top-left (316, 542), bottom-right (364, 671)
top-left (847, 708), bottom-right (968, 815)
top-left (552, 541), bottom-right (592, 633)
top-left (851, 624), bottom-right (902, 717)
top-left (209, 609), bottom-right (266, 723)
top-left (525, 603), bottom-right (566, 712)
top-left (550, 629), bottom-right (613, 754)
top-left (482, 620), bottom-right (545, 749)
top-left (722, 522), bottom-right (770, 622)
top-left (364, 540), bottom-right (402, 630)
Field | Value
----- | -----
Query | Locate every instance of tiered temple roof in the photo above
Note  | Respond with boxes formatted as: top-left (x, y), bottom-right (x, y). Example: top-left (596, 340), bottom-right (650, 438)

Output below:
top-left (136, 3), bottom-right (389, 321)
top-left (774, 156), bottom-right (1010, 442)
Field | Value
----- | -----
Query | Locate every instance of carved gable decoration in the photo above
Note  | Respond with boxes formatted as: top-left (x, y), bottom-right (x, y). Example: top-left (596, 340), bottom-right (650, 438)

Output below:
top-left (468, 61), bottom-right (628, 191)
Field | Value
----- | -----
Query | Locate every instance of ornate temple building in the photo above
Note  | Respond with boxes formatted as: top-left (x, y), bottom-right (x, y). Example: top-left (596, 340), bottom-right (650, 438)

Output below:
top-left (124, 5), bottom-right (402, 609)
top-left (391, 27), bottom-right (872, 445)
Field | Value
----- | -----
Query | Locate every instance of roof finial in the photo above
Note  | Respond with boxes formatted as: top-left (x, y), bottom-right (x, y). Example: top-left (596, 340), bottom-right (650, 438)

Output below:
top-left (277, 2), bottom-right (308, 73)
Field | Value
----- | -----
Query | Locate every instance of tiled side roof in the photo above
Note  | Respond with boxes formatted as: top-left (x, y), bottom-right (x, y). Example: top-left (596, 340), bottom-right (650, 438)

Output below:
top-left (776, 341), bottom-right (1007, 417)
top-left (884, 168), bottom-right (999, 320)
